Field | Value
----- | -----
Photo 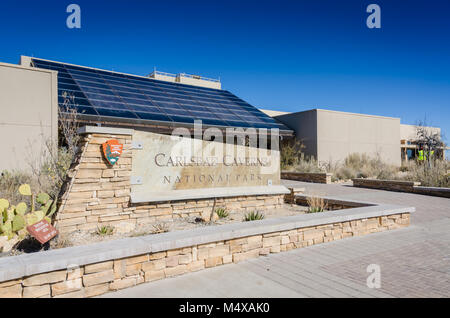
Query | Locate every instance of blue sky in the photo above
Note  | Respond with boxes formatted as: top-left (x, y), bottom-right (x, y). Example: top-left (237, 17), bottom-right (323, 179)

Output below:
top-left (1, 0), bottom-right (449, 150)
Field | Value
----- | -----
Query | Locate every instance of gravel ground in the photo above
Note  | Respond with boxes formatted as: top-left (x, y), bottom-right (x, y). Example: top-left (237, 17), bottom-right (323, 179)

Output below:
top-left (59, 204), bottom-right (310, 249)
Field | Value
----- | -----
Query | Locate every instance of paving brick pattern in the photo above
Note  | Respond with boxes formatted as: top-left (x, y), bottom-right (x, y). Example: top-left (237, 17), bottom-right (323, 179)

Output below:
top-left (101, 181), bottom-right (450, 298)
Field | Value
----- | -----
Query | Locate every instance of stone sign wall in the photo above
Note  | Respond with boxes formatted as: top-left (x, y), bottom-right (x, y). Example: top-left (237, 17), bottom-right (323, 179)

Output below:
top-left (55, 127), bottom-right (288, 234)
top-left (131, 130), bottom-right (281, 203)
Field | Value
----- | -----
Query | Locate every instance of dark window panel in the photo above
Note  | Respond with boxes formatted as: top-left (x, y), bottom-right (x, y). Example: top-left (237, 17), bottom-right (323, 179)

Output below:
top-left (77, 81), bottom-right (111, 90)
top-left (84, 92), bottom-right (122, 103)
top-left (127, 104), bottom-right (161, 113)
top-left (120, 97), bottom-right (154, 107)
top-left (134, 111), bottom-right (173, 122)
top-left (89, 99), bottom-right (127, 110)
top-left (95, 107), bottom-right (139, 119)
top-left (169, 116), bottom-right (196, 124)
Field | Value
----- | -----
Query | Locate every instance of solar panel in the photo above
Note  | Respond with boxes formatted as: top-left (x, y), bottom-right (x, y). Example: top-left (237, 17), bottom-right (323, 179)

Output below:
top-left (31, 58), bottom-right (292, 133)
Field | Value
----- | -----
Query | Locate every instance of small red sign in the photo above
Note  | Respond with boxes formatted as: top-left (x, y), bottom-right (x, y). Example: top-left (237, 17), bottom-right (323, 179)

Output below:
top-left (102, 139), bottom-right (124, 166)
top-left (26, 219), bottom-right (58, 244)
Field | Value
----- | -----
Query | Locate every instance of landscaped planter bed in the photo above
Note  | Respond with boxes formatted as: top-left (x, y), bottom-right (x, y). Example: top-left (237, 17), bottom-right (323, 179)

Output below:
top-left (0, 196), bottom-right (413, 298)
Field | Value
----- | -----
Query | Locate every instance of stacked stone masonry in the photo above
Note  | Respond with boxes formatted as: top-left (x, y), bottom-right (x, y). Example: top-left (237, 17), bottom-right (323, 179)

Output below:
top-left (0, 212), bottom-right (410, 298)
top-left (281, 172), bottom-right (332, 184)
top-left (55, 132), bottom-right (285, 234)
top-left (353, 178), bottom-right (450, 198)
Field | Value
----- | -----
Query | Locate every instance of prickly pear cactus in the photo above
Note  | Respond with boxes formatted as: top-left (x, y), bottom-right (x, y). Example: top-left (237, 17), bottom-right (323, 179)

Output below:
top-left (12, 214), bottom-right (26, 232)
top-left (0, 199), bottom-right (9, 211)
top-left (18, 184), bottom-right (31, 196)
top-left (36, 193), bottom-right (50, 205)
top-left (0, 184), bottom-right (58, 242)
top-left (15, 202), bottom-right (27, 215)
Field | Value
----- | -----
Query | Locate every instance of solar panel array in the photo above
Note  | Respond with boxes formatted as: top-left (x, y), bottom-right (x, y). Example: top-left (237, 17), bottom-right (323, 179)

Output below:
top-left (31, 58), bottom-right (291, 133)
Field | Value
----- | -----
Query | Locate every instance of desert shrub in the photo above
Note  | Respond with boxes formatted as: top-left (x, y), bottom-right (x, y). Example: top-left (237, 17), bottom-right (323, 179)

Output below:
top-left (280, 139), bottom-right (305, 170)
top-left (306, 195), bottom-right (327, 213)
top-left (335, 166), bottom-right (357, 180)
top-left (329, 153), bottom-right (397, 180)
top-left (1, 145), bottom-right (74, 212)
top-left (243, 211), bottom-right (265, 221)
top-left (399, 160), bottom-right (449, 187)
top-left (39, 146), bottom-right (74, 199)
top-left (293, 155), bottom-right (323, 173)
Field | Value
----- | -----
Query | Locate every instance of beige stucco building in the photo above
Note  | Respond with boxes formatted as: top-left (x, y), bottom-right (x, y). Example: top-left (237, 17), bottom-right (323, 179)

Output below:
top-left (261, 108), bottom-right (445, 166)
top-left (0, 62), bottom-right (58, 171)
top-left (273, 109), bottom-right (401, 166)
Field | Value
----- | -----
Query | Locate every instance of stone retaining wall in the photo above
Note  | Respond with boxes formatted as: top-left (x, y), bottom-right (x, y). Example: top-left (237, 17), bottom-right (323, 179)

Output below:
top-left (294, 195), bottom-right (372, 210)
top-left (412, 186), bottom-right (450, 198)
top-left (281, 171), bottom-right (332, 184)
top-left (353, 178), bottom-right (450, 198)
top-left (55, 131), bottom-right (284, 234)
top-left (0, 211), bottom-right (410, 298)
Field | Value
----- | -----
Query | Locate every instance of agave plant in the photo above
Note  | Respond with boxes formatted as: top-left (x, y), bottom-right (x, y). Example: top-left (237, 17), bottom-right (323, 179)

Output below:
top-left (243, 211), bottom-right (265, 222)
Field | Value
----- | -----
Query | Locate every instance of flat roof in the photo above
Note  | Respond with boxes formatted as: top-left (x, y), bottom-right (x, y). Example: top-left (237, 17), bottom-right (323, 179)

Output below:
top-left (275, 108), bottom-right (400, 121)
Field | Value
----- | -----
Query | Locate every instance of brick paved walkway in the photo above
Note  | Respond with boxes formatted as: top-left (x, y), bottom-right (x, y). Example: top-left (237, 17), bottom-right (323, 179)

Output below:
top-left (101, 181), bottom-right (450, 298)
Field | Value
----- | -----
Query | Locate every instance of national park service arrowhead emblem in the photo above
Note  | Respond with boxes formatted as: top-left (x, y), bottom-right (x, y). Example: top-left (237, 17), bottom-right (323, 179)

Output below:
top-left (102, 140), bottom-right (123, 166)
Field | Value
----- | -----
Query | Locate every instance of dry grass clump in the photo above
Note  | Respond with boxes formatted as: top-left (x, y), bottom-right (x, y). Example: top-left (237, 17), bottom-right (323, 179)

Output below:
top-left (292, 155), bottom-right (323, 173)
top-left (151, 223), bottom-right (170, 234)
top-left (306, 195), bottom-right (327, 213)
top-left (50, 234), bottom-right (72, 249)
top-left (0, 170), bottom-right (34, 204)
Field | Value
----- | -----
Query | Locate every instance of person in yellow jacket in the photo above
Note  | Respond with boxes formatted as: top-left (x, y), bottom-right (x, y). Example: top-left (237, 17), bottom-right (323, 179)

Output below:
top-left (418, 149), bottom-right (425, 161)
top-left (417, 149), bottom-right (435, 162)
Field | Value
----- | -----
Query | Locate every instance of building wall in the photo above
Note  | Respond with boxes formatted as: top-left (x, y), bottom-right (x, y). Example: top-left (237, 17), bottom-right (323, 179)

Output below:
top-left (0, 62), bottom-right (58, 171)
top-left (275, 110), bottom-right (318, 159)
top-left (400, 124), bottom-right (441, 141)
top-left (316, 110), bottom-right (401, 166)
top-left (275, 109), bottom-right (401, 166)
